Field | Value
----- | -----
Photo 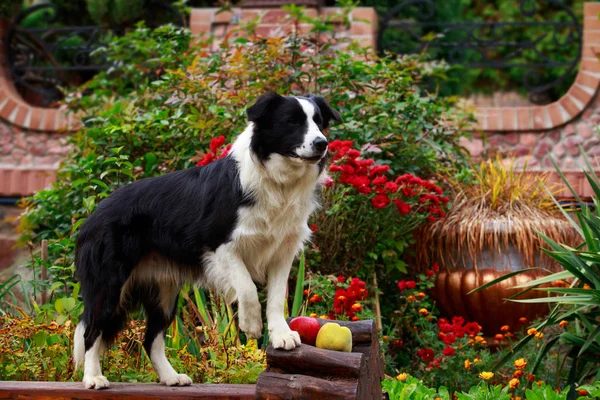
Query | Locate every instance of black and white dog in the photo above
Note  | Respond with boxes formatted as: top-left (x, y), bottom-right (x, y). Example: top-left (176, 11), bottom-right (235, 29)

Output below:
top-left (73, 92), bottom-right (342, 389)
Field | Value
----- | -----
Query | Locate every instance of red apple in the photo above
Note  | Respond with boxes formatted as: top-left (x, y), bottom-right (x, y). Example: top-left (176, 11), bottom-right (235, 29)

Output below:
top-left (289, 316), bottom-right (321, 346)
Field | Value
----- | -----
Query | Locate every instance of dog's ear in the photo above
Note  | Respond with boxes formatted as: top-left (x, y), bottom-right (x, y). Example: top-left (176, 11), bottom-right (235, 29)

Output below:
top-left (305, 95), bottom-right (343, 129)
top-left (247, 92), bottom-right (284, 122)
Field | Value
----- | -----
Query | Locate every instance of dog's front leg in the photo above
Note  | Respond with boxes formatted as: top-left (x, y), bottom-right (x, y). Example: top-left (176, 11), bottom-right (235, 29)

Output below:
top-left (266, 252), bottom-right (301, 350)
top-left (215, 247), bottom-right (263, 339)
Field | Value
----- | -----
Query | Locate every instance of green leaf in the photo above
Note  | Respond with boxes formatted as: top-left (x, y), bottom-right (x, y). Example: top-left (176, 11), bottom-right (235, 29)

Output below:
top-left (468, 268), bottom-right (538, 295)
top-left (291, 252), bottom-right (306, 317)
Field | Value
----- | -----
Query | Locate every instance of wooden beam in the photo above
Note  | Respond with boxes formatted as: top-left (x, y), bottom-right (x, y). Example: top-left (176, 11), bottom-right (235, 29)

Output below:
top-left (0, 382), bottom-right (256, 400)
top-left (255, 372), bottom-right (358, 400)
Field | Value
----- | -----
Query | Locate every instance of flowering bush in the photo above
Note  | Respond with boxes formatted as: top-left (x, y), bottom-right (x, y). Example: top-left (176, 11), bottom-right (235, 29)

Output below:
top-left (309, 140), bottom-right (449, 276)
top-left (302, 274), bottom-right (374, 322)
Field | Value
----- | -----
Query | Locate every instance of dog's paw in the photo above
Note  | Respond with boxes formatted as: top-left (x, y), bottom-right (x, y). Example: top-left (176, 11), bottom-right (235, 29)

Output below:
top-left (161, 373), bottom-right (193, 386)
top-left (239, 305), bottom-right (263, 339)
top-left (83, 375), bottom-right (110, 390)
top-left (270, 329), bottom-right (301, 350)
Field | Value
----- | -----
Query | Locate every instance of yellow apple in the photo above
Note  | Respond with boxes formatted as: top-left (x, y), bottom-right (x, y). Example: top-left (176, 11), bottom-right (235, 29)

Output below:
top-left (315, 322), bottom-right (352, 352)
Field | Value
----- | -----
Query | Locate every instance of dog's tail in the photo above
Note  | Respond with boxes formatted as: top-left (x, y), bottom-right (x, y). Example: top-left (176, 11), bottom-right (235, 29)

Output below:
top-left (73, 322), bottom-right (86, 370)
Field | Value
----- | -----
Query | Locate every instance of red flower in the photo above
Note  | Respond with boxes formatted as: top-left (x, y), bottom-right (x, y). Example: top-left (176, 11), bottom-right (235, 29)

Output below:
top-left (310, 224), bottom-right (318, 232)
top-left (442, 347), bottom-right (455, 356)
top-left (342, 165), bottom-right (355, 175)
top-left (324, 176), bottom-right (334, 188)
top-left (384, 181), bottom-right (399, 193)
top-left (337, 275), bottom-right (345, 283)
top-left (357, 185), bottom-right (372, 195)
top-left (417, 348), bottom-right (435, 362)
top-left (439, 323), bottom-right (453, 333)
top-left (442, 333), bottom-right (456, 345)
top-left (351, 175), bottom-right (370, 188)
top-left (370, 165), bottom-right (390, 176)
top-left (453, 326), bottom-right (466, 338)
top-left (209, 135), bottom-right (226, 153)
top-left (398, 280), bottom-right (406, 291)
top-left (432, 262), bottom-right (440, 272)
top-left (372, 176), bottom-right (388, 186)
top-left (394, 200), bottom-right (411, 216)
top-left (372, 194), bottom-right (390, 209)
top-left (464, 322), bottom-right (482, 336)
top-left (347, 149), bottom-right (360, 159)
top-left (405, 281), bottom-right (416, 289)
top-left (452, 316), bottom-right (465, 327)
top-left (196, 152), bottom-right (215, 166)
top-left (426, 270), bottom-right (434, 278)
top-left (329, 165), bottom-right (343, 172)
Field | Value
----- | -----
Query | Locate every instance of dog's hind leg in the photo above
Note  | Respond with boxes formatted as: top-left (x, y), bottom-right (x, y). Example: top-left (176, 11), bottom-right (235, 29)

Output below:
top-left (143, 283), bottom-right (192, 386)
top-left (80, 323), bottom-right (109, 389)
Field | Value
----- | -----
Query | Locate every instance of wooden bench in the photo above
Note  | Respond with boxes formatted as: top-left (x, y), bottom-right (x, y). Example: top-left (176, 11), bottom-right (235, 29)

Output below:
top-left (0, 319), bottom-right (383, 399)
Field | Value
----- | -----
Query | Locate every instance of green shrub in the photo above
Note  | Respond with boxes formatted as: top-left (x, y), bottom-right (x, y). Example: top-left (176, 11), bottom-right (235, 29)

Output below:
top-left (17, 11), bottom-right (471, 300)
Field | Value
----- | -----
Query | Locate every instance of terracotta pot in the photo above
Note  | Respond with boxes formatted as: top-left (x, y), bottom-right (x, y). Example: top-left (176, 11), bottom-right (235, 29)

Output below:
top-left (431, 268), bottom-right (550, 336)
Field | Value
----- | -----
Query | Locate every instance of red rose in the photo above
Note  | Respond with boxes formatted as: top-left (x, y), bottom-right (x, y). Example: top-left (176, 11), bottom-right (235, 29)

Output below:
top-left (310, 224), bottom-right (317, 232)
top-left (370, 165), bottom-right (390, 176)
top-left (209, 135), bottom-right (226, 153)
top-left (393, 199), bottom-right (411, 216)
top-left (329, 165), bottom-right (343, 172)
top-left (405, 281), bottom-right (416, 289)
top-left (372, 194), bottom-right (390, 209)
top-left (385, 182), bottom-right (399, 193)
top-left (347, 149), bottom-right (360, 159)
top-left (439, 323), bottom-right (453, 333)
top-left (442, 333), bottom-right (456, 345)
top-left (372, 176), bottom-right (388, 186)
top-left (426, 270), bottom-right (434, 278)
top-left (442, 347), bottom-right (455, 356)
top-left (357, 185), bottom-right (372, 195)
top-left (453, 326), bottom-right (466, 338)
top-left (452, 316), bottom-right (465, 327)
top-left (398, 281), bottom-right (406, 291)
top-left (432, 262), bottom-right (440, 272)
top-left (464, 322), bottom-right (482, 336)
top-left (337, 275), bottom-right (345, 283)
top-left (417, 348), bottom-right (435, 362)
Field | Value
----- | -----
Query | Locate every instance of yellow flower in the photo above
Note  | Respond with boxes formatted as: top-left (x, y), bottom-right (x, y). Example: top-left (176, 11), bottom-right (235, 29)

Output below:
top-left (475, 336), bottom-right (485, 343)
top-left (309, 313), bottom-right (318, 318)
top-left (464, 359), bottom-right (471, 370)
top-left (320, 315), bottom-right (329, 320)
top-left (479, 371), bottom-right (494, 380)
top-left (559, 320), bottom-right (568, 328)
top-left (534, 332), bottom-right (544, 340)
top-left (509, 378), bottom-right (520, 389)
top-left (514, 358), bottom-right (528, 369)
top-left (473, 357), bottom-right (482, 364)
top-left (418, 308), bottom-right (428, 316)
top-left (396, 373), bottom-right (407, 381)
top-left (527, 328), bottom-right (538, 336)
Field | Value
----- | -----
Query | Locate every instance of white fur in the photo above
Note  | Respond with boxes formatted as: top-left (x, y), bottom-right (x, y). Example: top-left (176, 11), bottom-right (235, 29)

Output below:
top-left (202, 121), bottom-right (324, 349)
top-left (73, 322), bottom-right (86, 370)
top-left (82, 334), bottom-right (109, 389)
top-left (295, 98), bottom-right (328, 159)
top-left (150, 332), bottom-right (192, 386)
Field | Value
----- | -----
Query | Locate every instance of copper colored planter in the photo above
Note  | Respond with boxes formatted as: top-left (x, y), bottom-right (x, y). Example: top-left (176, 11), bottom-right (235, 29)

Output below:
top-left (430, 268), bottom-right (550, 336)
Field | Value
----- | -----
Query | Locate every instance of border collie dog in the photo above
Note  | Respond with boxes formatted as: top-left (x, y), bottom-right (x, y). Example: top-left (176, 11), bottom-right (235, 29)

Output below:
top-left (73, 92), bottom-right (342, 389)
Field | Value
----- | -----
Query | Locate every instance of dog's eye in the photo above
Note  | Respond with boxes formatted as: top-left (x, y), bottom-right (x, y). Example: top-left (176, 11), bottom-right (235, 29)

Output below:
top-left (286, 117), bottom-right (302, 125)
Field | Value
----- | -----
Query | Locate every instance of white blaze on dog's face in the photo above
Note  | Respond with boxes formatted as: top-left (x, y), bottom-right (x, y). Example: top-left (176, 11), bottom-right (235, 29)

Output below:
top-left (246, 93), bottom-right (342, 166)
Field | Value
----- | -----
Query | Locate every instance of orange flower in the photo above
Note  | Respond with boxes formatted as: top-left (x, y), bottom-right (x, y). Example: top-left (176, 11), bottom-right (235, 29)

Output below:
top-left (583, 283), bottom-right (591, 290)
top-left (309, 313), bottom-right (318, 318)
top-left (303, 289), bottom-right (309, 296)
top-left (509, 378), bottom-right (520, 389)
top-left (337, 295), bottom-right (347, 302)
top-left (396, 373), bottom-right (407, 381)
top-left (495, 334), bottom-right (505, 340)
top-left (309, 294), bottom-right (323, 304)
top-left (519, 317), bottom-right (528, 324)
top-left (406, 295), bottom-right (416, 301)
top-left (500, 325), bottom-right (510, 332)
top-left (383, 335), bottom-right (389, 342)
top-left (514, 358), bottom-right (528, 369)
top-left (577, 389), bottom-right (589, 396)
top-left (319, 314), bottom-right (329, 319)
top-left (534, 332), bottom-right (544, 340)
top-left (418, 308), bottom-right (428, 316)
top-left (475, 336), bottom-right (485, 344)
top-left (527, 374), bottom-right (535, 382)
top-left (416, 292), bottom-right (426, 299)
top-left (527, 328), bottom-right (538, 336)
top-left (351, 303), bottom-right (363, 312)
top-left (559, 320), bottom-right (568, 328)
top-left (479, 372), bottom-right (494, 380)
top-left (536, 380), bottom-right (544, 387)
top-left (554, 280), bottom-right (568, 287)
top-left (473, 357), bottom-right (482, 364)
top-left (464, 359), bottom-right (471, 370)
top-left (513, 370), bottom-right (524, 379)
top-left (351, 316), bottom-right (360, 321)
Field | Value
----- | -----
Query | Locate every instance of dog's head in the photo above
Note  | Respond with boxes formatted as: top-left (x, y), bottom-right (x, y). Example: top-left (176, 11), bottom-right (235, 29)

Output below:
top-left (246, 92), bottom-right (342, 164)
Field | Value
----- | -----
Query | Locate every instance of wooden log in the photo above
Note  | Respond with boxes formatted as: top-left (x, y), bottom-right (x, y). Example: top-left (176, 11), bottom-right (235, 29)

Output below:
top-left (285, 318), bottom-right (374, 345)
top-left (0, 381), bottom-right (256, 400)
top-left (266, 344), bottom-right (364, 379)
top-left (255, 372), bottom-right (358, 400)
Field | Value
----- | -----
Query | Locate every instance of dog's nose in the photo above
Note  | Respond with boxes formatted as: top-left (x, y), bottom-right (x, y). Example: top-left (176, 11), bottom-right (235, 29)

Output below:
top-left (312, 137), bottom-right (328, 152)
